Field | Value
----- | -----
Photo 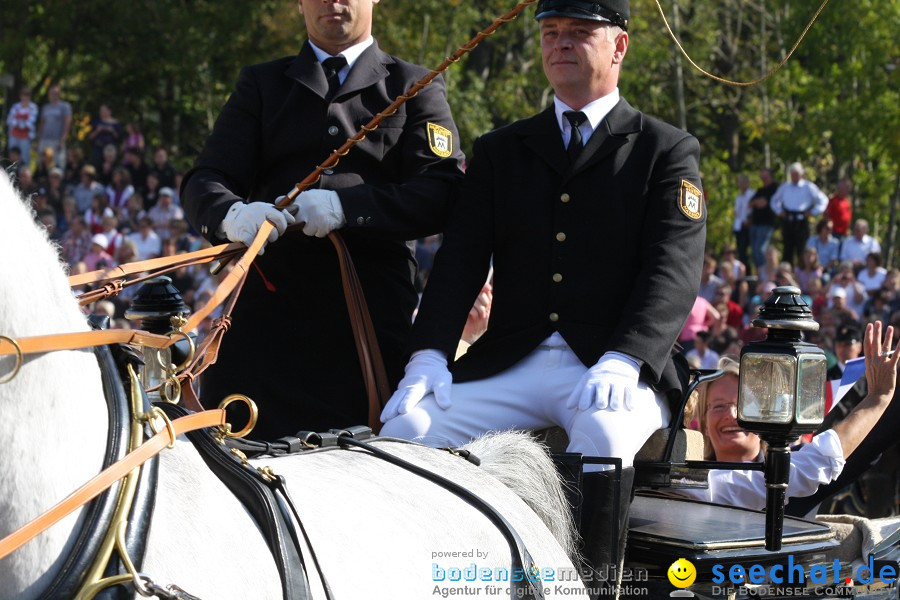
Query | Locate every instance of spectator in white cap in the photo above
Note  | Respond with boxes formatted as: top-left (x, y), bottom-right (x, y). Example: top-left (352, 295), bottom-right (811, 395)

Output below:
top-left (146, 185), bottom-right (184, 241)
top-left (770, 162), bottom-right (828, 267)
top-left (83, 233), bottom-right (116, 271)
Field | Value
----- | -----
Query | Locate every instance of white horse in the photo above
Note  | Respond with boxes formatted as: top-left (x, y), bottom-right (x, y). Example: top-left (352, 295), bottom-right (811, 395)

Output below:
top-left (0, 170), bottom-right (584, 599)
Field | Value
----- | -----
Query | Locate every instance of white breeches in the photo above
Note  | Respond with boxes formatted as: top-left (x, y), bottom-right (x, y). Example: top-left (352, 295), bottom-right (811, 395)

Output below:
top-left (380, 342), bottom-right (670, 470)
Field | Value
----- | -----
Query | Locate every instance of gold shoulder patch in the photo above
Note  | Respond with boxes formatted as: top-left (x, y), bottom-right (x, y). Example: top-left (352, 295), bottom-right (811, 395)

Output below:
top-left (427, 122), bottom-right (453, 158)
top-left (679, 180), bottom-right (703, 220)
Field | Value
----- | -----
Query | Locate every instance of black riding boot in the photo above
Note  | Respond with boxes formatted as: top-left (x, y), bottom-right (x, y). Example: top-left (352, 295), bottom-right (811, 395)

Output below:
top-left (578, 467), bottom-right (635, 591)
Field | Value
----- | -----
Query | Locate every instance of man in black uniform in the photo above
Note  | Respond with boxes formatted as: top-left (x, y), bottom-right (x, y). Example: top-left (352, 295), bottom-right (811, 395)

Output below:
top-left (380, 0), bottom-right (706, 469)
top-left (181, 0), bottom-right (464, 438)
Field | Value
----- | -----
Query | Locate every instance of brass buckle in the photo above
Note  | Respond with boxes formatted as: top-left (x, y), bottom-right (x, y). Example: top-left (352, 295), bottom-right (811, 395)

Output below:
top-left (0, 335), bottom-right (23, 384)
top-left (217, 394), bottom-right (258, 440)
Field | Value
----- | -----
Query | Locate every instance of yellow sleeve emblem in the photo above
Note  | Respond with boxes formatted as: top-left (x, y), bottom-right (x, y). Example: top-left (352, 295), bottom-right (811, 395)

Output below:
top-left (427, 122), bottom-right (453, 158)
top-left (679, 179), bottom-right (704, 220)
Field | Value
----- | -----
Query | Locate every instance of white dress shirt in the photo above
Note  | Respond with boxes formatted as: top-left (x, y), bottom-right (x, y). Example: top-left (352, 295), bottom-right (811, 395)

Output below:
top-left (839, 234), bottom-right (882, 264)
top-left (677, 429), bottom-right (845, 516)
top-left (771, 179), bottom-right (828, 215)
top-left (553, 89), bottom-right (620, 148)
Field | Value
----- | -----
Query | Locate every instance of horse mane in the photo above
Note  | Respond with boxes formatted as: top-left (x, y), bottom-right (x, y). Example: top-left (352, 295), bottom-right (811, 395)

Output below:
top-left (463, 431), bottom-right (578, 560)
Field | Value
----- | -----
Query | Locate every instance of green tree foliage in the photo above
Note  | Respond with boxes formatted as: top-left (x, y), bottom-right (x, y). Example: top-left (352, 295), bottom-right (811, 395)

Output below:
top-left (2, 1), bottom-right (896, 262)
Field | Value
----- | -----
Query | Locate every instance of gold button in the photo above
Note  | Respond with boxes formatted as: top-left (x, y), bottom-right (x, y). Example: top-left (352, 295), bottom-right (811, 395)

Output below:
top-left (556, 232), bottom-right (566, 242)
top-left (560, 193), bottom-right (570, 203)
top-left (549, 312), bottom-right (559, 322)
top-left (552, 273), bottom-right (563, 283)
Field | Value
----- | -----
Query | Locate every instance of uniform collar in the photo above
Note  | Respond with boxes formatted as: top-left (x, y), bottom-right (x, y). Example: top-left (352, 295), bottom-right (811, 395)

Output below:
top-left (285, 39), bottom-right (392, 100)
top-left (308, 37), bottom-right (375, 84)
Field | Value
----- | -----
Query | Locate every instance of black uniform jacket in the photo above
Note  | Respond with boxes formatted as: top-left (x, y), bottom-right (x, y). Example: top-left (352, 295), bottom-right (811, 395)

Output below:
top-left (181, 41), bottom-right (464, 437)
top-left (411, 99), bottom-right (706, 401)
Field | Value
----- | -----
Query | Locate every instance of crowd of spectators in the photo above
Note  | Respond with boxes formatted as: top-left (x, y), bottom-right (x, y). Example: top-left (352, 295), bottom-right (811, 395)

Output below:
top-left (687, 166), bottom-right (897, 383)
top-left (4, 87), bottom-right (214, 334)
top-left (4, 91), bottom-right (897, 380)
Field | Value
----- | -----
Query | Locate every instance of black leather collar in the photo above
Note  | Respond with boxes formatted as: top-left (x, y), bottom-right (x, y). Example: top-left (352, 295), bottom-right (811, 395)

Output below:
top-left (38, 337), bottom-right (158, 600)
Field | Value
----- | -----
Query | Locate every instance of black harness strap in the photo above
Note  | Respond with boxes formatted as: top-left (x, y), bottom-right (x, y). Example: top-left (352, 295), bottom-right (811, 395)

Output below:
top-left (154, 402), bottom-right (320, 600)
top-left (335, 434), bottom-right (547, 600)
top-left (39, 337), bottom-right (159, 600)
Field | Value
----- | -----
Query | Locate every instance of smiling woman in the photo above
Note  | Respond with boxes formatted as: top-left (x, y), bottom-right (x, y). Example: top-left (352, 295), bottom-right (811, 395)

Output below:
top-left (678, 325), bottom-right (898, 512)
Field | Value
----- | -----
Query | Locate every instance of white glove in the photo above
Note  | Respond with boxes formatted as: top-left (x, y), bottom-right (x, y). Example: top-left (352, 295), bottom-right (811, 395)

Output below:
top-left (294, 189), bottom-right (345, 238)
top-left (566, 352), bottom-right (642, 412)
top-left (217, 201), bottom-right (295, 255)
top-left (380, 349), bottom-right (452, 422)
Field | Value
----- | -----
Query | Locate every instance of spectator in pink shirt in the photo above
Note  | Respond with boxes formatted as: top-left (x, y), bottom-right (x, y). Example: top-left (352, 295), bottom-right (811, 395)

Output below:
top-left (678, 295), bottom-right (720, 352)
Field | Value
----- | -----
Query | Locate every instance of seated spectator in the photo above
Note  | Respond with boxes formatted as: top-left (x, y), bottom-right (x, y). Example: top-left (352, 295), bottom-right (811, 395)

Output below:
top-left (122, 147), bottom-right (148, 193)
top-left (718, 246), bottom-right (746, 281)
top-left (170, 218), bottom-right (200, 254)
top-left (120, 193), bottom-right (147, 234)
top-left (98, 215), bottom-right (124, 256)
top-left (713, 284), bottom-right (744, 330)
top-left (16, 165), bottom-right (37, 197)
top-left (37, 209), bottom-right (61, 243)
top-left (29, 187), bottom-right (50, 215)
top-left (806, 218), bottom-right (840, 275)
top-left (33, 146), bottom-right (57, 186)
top-left (4, 147), bottom-right (24, 172)
top-left (759, 245), bottom-right (781, 284)
top-left (63, 146), bottom-right (87, 188)
top-left (829, 261), bottom-right (867, 317)
top-left (96, 143), bottom-right (119, 186)
top-left (679, 323), bottom-right (897, 512)
top-left (795, 247), bottom-right (824, 293)
top-left (106, 166), bottom-right (135, 214)
top-left (807, 277), bottom-right (828, 317)
top-left (115, 238), bottom-right (139, 266)
top-left (72, 164), bottom-right (104, 214)
top-left (679, 295), bottom-right (720, 353)
top-left (146, 187), bottom-right (184, 240)
top-left (829, 287), bottom-right (860, 323)
top-left (127, 216), bottom-right (162, 260)
top-left (883, 269), bottom-right (900, 314)
top-left (84, 190), bottom-right (114, 234)
top-left (857, 252), bottom-right (887, 297)
top-left (839, 219), bottom-right (881, 267)
top-left (863, 290), bottom-right (894, 325)
top-left (149, 146), bottom-right (176, 189)
top-left (122, 121), bottom-right (145, 155)
top-left (60, 216), bottom-right (93, 267)
top-left (45, 166), bottom-right (66, 215)
top-left (699, 255), bottom-right (724, 303)
top-left (686, 330), bottom-right (720, 370)
top-left (142, 172), bottom-right (161, 209)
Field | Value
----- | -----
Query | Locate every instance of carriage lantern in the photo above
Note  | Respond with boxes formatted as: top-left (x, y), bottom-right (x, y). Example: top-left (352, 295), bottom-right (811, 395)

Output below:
top-left (124, 276), bottom-right (191, 402)
top-left (738, 286), bottom-right (827, 551)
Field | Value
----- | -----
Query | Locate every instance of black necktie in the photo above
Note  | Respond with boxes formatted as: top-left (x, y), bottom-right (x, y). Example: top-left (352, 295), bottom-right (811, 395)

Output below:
top-left (564, 110), bottom-right (587, 163)
top-left (322, 55), bottom-right (347, 101)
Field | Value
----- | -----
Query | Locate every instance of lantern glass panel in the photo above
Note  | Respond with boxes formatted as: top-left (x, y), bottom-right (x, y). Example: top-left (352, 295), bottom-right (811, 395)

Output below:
top-left (739, 353), bottom-right (796, 424)
top-left (796, 354), bottom-right (827, 425)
